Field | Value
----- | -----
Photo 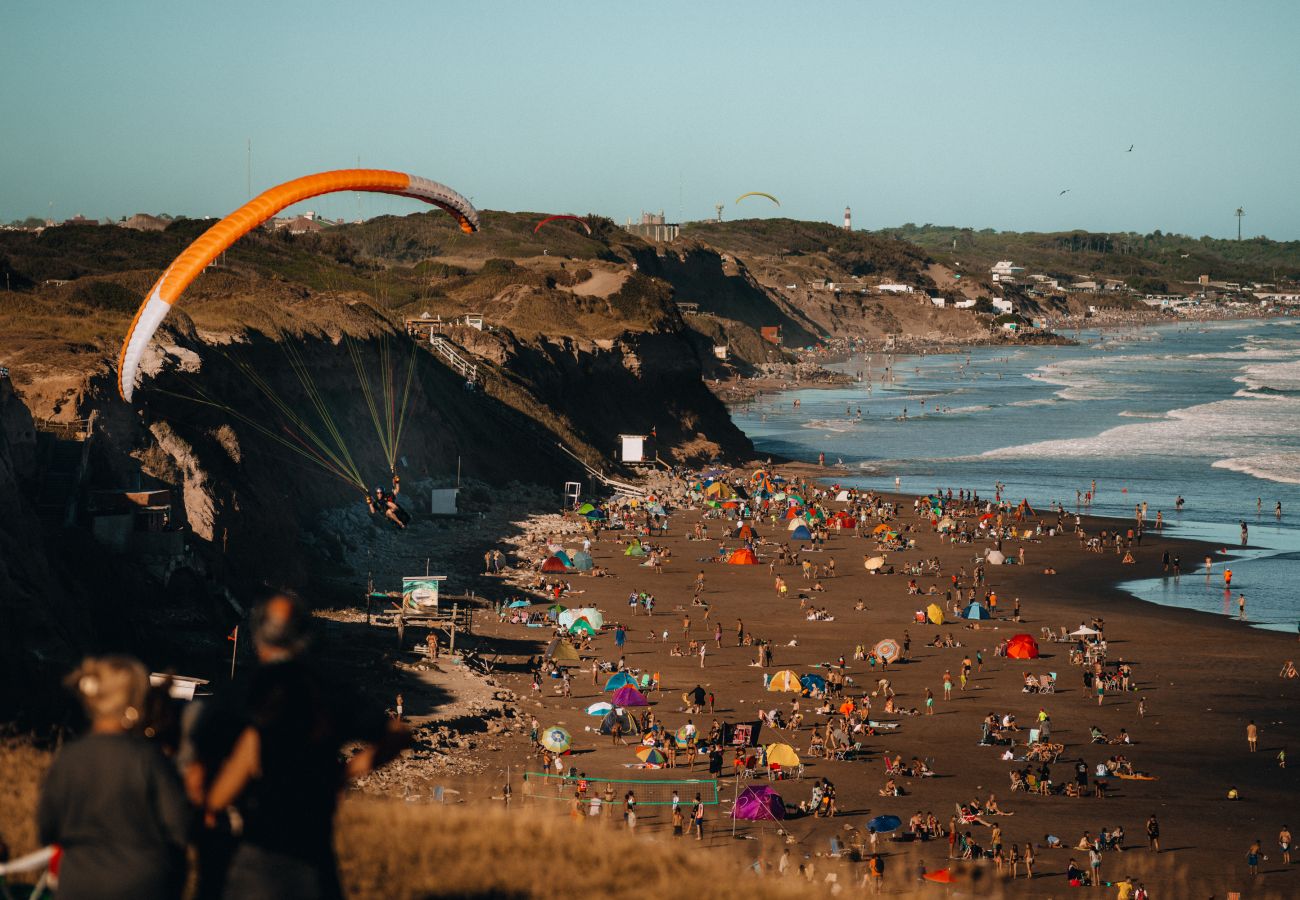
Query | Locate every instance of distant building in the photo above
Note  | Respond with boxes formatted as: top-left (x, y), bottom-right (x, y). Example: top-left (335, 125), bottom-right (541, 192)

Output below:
top-left (1255, 291), bottom-right (1300, 304)
top-left (990, 260), bottom-right (1024, 284)
top-left (991, 298), bottom-right (1013, 314)
top-left (929, 295), bottom-right (946, 308)
top-left (63, 214), bottom-right (97, 226)
top-left (760, 325), bottom-right (782, 345)
top-left (623, 211), bottom-right (679, 242)
top-left (877, 283), bottom-right (914, 294)
top-left (119, 213), bottom-right (168, 232)
top-left (843, 206), bottom-right (852, 231)
top-left (272, 211), bottom-right (326, 234)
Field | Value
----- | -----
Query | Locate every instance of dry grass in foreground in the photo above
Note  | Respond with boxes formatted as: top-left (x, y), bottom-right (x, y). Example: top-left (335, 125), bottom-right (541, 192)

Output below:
top-left (3, 740), bottom-right (1291, 899)
top-left (336, 797), bottom-right (809, 899)
top-left (335, 796), bottom-right (1292, 900)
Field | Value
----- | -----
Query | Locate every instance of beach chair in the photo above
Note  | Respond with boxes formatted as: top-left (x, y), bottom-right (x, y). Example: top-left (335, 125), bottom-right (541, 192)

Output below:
top-left (0, 846), bottom-right (58, 900)
top-left (1038, 674), bottom-right (1054, 694)
top-left (828, 837), bottom-right (845, 858)
top-left (1028, 728), bottom-right (1040, 744)
top-left (1040, 626), bottom-right (1054, 642)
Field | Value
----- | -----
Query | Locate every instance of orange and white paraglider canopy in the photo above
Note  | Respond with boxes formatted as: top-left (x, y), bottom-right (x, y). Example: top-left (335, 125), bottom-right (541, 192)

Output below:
top-left (117, 169), bottom-right (479, 401)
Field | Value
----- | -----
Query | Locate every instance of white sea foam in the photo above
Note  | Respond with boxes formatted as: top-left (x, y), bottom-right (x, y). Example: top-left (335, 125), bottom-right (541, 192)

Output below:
top-left (1025, 355), bottom-right (1156, 401)
top-left (1213, 453), bottom-right (1300, 486)
top-left (1117, 410), bottom-right (1167, 419)
top-left (941, 404), bottom-right (994, 415)
top-left (979, 392), bottom-right (1300, 486)
top-left (801, 418), bottom-right (859, 432)
top-left (1237, 359), bottom-right (1300, 393)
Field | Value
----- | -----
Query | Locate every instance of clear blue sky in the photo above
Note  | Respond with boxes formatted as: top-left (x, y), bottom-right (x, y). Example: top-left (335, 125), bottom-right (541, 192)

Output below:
top-left (3, 1), bottom-right (1297, 238)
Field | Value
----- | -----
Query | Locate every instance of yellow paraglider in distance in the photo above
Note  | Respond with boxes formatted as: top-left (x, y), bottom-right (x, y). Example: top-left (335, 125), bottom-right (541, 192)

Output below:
top-left (735, 191), bottom-right (780, 206)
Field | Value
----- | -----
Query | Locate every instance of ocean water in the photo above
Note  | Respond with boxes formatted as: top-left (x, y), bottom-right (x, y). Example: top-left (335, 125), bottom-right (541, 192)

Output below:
top-left (733, 318), bottom-right (1300, 632)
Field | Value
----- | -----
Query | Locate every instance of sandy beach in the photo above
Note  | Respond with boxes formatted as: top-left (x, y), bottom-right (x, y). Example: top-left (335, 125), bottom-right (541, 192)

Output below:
top-left (460, 467), bottom-right (1300, 895)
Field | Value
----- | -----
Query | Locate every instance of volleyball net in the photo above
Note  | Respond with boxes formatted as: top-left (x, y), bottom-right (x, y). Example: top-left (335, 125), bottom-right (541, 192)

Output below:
top-left (522, 772), bottom-right (721, 806)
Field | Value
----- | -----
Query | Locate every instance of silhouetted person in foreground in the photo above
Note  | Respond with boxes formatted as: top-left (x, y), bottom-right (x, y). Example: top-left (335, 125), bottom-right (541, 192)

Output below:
top-left (204, 591), bottom-right (408, 899)
top-left (39, 655), bottom-right (191, 900)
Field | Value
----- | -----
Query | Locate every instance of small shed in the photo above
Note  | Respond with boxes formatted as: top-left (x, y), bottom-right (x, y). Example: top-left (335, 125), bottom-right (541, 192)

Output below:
top-left (619, 434), bottom-right (653, 464)
top-left (430, 488), bottom-right (459, 516)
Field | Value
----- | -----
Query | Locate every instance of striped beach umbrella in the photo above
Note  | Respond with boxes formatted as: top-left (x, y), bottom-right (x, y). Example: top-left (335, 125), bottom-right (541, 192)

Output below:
top-left (636, 747), bottom-right (667, 766)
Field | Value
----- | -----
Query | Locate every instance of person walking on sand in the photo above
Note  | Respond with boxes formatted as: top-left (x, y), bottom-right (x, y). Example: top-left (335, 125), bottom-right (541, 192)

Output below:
top-left (1248, 838), bottom-right (1262, 875)
top-left (866, 853), bottom-right (885, 893)
top-left (699, 643), bottom-right (707, 668)
top-left (1248, 720), bottom-right (1259, 752)
top-left (1280, 825), bottom-right (1292, 865)
top-left (1146, 814), bottom-right (1160, 853)
top-left (943, 670), bottom-right (953, 700)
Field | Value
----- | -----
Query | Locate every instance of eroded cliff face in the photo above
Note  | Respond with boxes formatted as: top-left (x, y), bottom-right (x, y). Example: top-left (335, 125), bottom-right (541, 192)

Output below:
top-left (75, 315), bottom-right (748, 596)
top-left (448, 324), bottom-right (751, 462)
top-left (0, 381), bottom-right (95, 718)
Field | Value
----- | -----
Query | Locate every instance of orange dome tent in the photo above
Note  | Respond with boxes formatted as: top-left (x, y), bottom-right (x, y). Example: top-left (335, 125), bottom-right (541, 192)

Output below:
top-left (1006, 634), bottom-right (1040, 660)
top-left (728, 548), bottom-right (759, 565)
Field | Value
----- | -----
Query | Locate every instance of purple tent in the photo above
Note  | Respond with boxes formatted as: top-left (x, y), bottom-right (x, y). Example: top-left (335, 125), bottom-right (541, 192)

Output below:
top-left (732, 785), bottom-right (785, 821)
top-left (611, 685), bottom-right (649, 707)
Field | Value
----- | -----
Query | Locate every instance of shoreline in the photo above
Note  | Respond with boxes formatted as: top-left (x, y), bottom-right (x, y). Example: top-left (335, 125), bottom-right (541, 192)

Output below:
top-left (6, 465), bottom-right (1297, 898)
top-left (453, 466), bottom-right (1300, 895)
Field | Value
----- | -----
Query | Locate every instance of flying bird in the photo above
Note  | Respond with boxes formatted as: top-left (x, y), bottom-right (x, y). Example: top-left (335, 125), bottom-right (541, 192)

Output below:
top-left (1059, 189), bottom-right (1071, 196)
top-left (1127, 144), bottom-right (1134, 152)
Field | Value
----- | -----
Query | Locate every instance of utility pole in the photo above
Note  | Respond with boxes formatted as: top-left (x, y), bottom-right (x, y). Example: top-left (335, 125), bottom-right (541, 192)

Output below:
top-left (1236, 207), bottom-right (1245, 241)
top-left (715, 203), bottom-right (723, 223)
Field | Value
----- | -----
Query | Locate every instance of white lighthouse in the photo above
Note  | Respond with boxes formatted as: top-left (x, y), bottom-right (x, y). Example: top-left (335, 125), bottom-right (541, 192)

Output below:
top-left (843, 206), bottom-right (852, 232)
